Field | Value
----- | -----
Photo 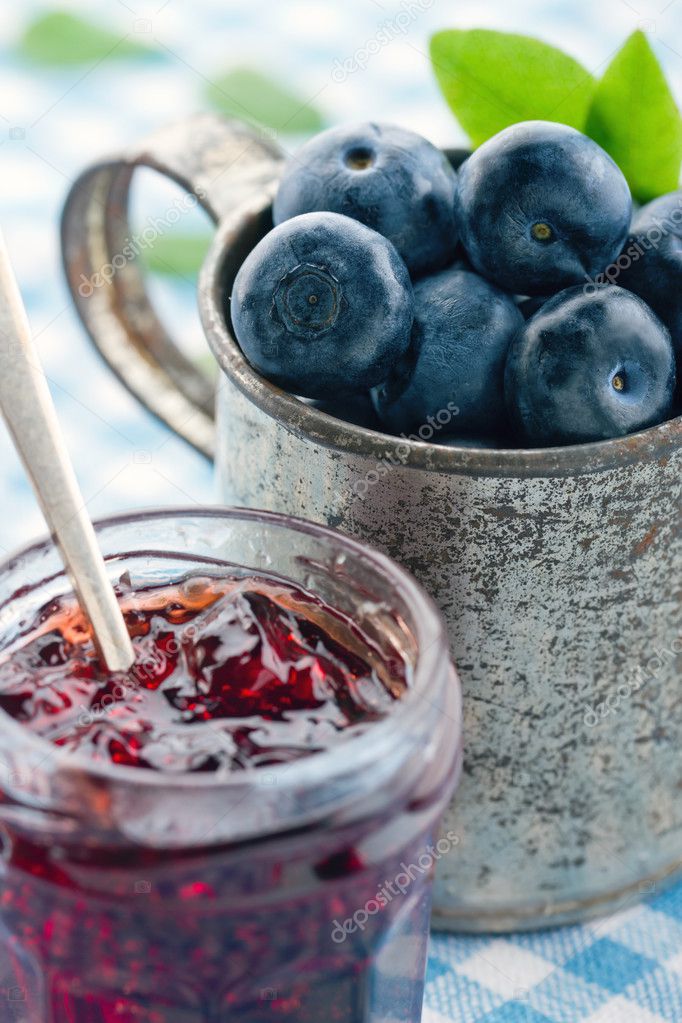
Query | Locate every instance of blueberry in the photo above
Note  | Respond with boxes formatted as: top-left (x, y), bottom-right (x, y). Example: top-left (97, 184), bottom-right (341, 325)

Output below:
top-left (372, 266), bottom-right (524, 436)
top-left (614, 190), bottom-right (682, 365)
top-left (516, 295), bottom-right (549, 320)
top-left (457, 121), bottom-right (632, 295)
top-left (273, 122), bottom-right (459, 277)
top-left (306, 393), bottom-right (382, 430)
top-left (505, 286), bottom-right (676, 445)
top-left (440, 436), bottom-right (502, 449)
top-left (230, 212), bottom-right (413, 399)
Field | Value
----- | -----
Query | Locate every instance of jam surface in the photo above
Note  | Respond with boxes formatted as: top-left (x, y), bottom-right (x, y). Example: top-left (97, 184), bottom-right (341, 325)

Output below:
top-left (0, 572), bottom-right (406, 773)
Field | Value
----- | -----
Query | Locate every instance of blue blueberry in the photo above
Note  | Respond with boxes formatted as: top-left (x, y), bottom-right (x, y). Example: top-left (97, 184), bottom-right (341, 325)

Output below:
top-left (505, 286), bottom-right (676, 445)
top-left (372, 266), bottom-right (524, 436)
top-left (516, 295), bottom-right (549, 320)
top-left (273, 122), bottom-right (459, 277)
top-left (614, 190), bottom-right (682, 365)
top-left (230, 212), bottom-right (413, 399)
top-left (440, 436), bottom-right (502, 449)
top-left (307, 393), bottom-right (382, 430)
top-left (457, 121), bottom-right (632, 295)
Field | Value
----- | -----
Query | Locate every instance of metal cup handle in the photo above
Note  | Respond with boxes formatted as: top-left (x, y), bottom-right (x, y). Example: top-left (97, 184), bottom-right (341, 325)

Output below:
top-left (60, 114), bottom-right (284, 460)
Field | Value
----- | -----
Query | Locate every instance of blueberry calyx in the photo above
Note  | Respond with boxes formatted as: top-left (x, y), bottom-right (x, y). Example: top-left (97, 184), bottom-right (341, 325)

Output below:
top-left (273, 262), bottom-right (341, 340)
top-left (531, 222), bottom-right (554, 243)
top-left (344, 145), bottom-right (375, 170)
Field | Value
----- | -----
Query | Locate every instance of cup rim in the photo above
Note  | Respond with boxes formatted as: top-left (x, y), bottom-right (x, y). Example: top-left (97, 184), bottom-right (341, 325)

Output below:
top-left (0, 505), bottom-right (458, 797)
top-left (199, 191), bottom-right (682, 480)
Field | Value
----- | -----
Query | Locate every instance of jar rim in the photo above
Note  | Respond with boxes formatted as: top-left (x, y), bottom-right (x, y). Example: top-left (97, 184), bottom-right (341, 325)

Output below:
top-left (0, 507), bottom-right (461, 846)
top-left (200, 191), bottom-right (682, 480)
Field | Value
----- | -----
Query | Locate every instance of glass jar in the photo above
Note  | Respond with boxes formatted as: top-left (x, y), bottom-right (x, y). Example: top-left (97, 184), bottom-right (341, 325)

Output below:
top-left (0, 508), bottom-right (462, 1023)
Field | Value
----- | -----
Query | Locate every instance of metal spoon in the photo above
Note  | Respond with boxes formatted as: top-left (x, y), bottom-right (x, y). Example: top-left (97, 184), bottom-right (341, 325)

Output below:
top-left (0, 232), bottom-right (135, 673)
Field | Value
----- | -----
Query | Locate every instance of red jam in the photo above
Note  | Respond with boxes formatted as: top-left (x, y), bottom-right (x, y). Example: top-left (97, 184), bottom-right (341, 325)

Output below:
top-left (0, 573), bottom-right (445, 1023)
top-left (0, 573), bottom-right (406, 773)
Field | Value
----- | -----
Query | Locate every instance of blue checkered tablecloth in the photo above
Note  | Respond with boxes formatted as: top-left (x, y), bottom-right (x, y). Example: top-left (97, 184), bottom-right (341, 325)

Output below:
top-left (426, 893), bottom-right (682, 1022)
top-left (1, 2), bottom-right (681, 1019)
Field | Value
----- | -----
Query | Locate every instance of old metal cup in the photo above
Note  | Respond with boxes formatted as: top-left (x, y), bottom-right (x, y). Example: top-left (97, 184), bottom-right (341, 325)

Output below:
top-left (61, 114), bottom-right (682, 932)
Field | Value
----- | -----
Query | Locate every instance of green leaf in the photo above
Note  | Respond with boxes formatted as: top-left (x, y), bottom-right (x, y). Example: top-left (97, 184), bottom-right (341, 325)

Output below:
top-left (141, 234), bottom-right (212, 278)
top-left (19, 11), bottom-right (155, 65)
top-left (194, 351), bottom-right (219, 380)
top-left (430, 29), bottom-right (596, 146)
top-left (205, 68), bottom-right (325, 135)
top-left (586, 31), bottom-right (682, 202)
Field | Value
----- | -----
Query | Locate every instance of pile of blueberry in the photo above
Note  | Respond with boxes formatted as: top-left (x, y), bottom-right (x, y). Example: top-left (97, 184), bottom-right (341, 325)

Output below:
top-left (229, 120), bottom-right (680, 448)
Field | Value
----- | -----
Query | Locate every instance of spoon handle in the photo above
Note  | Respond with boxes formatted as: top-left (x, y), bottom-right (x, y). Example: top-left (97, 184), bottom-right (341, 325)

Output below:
top-left (0, 233), bottom-right (135, 673)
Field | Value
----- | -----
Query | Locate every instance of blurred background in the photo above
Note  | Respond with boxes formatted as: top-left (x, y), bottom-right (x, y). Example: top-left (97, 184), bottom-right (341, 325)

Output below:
top-left (1, 0), bottom-right (682, 555)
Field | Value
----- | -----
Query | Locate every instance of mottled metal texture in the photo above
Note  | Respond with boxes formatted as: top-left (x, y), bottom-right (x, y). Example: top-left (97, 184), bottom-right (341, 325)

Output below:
top-left (61, 113), bottom-right (284, 458)
top-left (61, 115), bottom-right (682, 932)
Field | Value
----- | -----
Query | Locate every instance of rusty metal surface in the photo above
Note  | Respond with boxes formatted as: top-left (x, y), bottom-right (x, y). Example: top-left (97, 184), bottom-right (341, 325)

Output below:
top-left (61, 114), bottom-right (682, 931)
top-left (207, 368), bottom-right (682, 931)
top-left (60, 113), bottom-right (284, 458)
